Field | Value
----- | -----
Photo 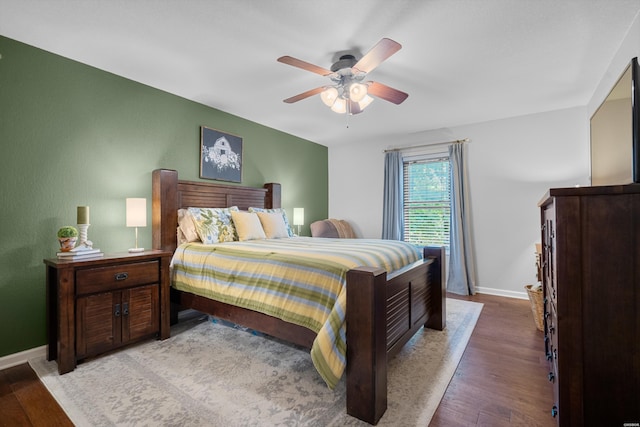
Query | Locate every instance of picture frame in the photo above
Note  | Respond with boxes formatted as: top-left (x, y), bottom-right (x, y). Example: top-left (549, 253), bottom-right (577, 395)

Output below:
top-left (200, 126), bottom-right (243, 183)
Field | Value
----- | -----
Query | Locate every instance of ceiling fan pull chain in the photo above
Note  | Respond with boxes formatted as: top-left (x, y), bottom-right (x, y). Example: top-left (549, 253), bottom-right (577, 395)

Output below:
top-left (346, 101), bottom-right (350, 128)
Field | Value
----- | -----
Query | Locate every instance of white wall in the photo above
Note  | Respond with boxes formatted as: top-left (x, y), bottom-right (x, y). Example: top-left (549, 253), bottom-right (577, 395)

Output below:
top-left (328, 107), bottom-right (589, 298)
top-left (328, 11), bottom-right (640, 299)
top-left (588, 12), bottom-right (640, 115)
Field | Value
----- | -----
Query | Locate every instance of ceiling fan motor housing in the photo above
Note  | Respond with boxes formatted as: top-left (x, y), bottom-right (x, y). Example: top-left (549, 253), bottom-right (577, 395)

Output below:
top-left (330, 54), bottom-right (358, 72)
top-left (328, 55), bottom-right (367, 96)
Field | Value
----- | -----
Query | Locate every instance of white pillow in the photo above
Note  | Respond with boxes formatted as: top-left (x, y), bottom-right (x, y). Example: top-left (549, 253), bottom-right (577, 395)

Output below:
top-left (231, 211), bottom-right (267, 241)
top-left (257, 212), bottom-right (290, 239)
top-left (177, 209), bottom-right (200, 243)
top-left (248, 207), bottom-right (294, 237)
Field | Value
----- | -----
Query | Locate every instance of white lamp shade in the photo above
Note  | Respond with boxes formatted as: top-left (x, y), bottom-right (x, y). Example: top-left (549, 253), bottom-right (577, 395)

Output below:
top-left (331, 97), bottom-right (347, 114)
top-left (349, 82), bottom-right (368, 102)
top-left (126, 198), bottom-right (147, 227)
top-left (293, 208), bottom-right (304, 226)
top-left (320, 87), bottom-right (339, 107)
top-left (358, 94), bottom-right (374, 110)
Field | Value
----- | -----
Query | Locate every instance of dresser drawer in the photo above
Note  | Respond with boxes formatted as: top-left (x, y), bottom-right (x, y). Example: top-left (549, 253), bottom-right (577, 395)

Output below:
top-left (76, 261), bottom-right (159, 296)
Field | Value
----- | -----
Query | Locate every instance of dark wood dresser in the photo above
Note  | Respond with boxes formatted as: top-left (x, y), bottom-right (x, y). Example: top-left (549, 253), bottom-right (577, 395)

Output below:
top-left (539, 184), bottom-right (640, 426)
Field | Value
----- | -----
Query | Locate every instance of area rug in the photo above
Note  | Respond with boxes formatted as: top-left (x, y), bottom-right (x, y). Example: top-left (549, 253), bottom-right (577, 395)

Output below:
top-left (30, 298), bottom-right (482, 426)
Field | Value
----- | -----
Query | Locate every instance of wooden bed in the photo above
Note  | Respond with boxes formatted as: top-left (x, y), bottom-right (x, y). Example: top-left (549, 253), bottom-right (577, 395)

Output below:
top-left (152, 168), bottom-right (446, 425)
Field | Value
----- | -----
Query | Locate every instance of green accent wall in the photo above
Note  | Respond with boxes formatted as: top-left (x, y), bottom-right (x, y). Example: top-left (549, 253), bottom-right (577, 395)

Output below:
top-left (0, 36), bottom-right (328, 358)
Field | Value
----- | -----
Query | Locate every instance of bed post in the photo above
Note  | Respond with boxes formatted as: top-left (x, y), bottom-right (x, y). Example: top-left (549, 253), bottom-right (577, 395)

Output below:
top-left (424, 246), bottom-right (446, 330)
top-left (152, 169), bottom-right (178, 252)
top-left (264, 183), bottom-right (281, 209)
top-left (346, 266), bottom-right (388, 425)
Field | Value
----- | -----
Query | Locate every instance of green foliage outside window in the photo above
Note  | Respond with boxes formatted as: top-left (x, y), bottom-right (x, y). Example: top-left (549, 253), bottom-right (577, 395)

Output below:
top-left (403, 158), bottom-right (451, 248)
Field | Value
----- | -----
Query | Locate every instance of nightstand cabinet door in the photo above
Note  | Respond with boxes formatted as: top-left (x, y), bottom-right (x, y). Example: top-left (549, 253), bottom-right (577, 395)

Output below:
top-left (75, 284), bottom-right (160, 359)
top-left (76, 291), bottom-right (120, 359)
top-left (123, 284), bottom-right (160, 342)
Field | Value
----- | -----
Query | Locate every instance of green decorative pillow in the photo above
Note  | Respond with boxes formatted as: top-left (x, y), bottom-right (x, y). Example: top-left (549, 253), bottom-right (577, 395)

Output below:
top-left (188, 206), bottom-right (239, 244)
top-left (248, 207), bottom-right (294, 237)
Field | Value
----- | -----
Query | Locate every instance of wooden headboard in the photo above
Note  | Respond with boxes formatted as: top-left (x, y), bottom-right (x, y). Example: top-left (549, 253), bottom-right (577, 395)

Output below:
top-left (152, 169), bottom-right (281, 253)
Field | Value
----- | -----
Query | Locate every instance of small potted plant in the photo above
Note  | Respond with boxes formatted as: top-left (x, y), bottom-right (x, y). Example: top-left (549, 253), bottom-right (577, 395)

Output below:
top-left (57, 226), bottom-right (79, 252)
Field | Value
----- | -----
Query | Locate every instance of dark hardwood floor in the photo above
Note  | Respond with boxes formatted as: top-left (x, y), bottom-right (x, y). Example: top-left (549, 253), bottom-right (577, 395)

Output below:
top-left (431, 293), bottom-right (556, 426)
top-left (0, 363), bottom-right (72, 427)
top-left (0, 293), bottom-right (554, 426)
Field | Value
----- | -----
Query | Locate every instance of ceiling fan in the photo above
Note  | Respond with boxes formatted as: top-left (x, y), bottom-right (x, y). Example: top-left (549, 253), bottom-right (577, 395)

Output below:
top-left (277, 38), bottom-right (409, 115)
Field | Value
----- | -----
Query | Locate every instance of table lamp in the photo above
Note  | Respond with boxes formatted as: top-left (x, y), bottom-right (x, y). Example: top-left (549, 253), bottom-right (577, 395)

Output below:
top-left (126, 198), bottom-right (146, 252)
top-left (293, 207), bottom-right (304, 236)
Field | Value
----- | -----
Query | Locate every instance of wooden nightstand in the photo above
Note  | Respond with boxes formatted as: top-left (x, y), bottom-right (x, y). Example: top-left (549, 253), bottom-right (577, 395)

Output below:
top-left (44, 250), bottom-right (172, 374)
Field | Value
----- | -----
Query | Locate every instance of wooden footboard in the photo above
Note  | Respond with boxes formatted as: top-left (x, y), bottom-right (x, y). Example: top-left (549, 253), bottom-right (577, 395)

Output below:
top-left (346, 246), bottom-right (445, 425)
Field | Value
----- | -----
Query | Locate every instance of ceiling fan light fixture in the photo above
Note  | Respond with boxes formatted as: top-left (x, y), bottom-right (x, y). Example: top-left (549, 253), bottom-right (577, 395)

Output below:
top-left (331, 97), bottom-right (347, 114)
top-left (349, 82), bottom-right (368, 103)
top-left (278, 38), bottom-right (407, 115)
top-left (320, 87), bottom-right (339, 107)
top-left (357, 94), bottom-right (374, 110)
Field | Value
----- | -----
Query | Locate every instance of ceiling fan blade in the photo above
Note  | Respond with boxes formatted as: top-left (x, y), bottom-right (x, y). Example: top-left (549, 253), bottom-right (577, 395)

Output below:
top-left (277, 56), bottom-right (333, 76)
top-left (367, 81), bottom-right (409, 105)
top-left (354, 38), bottom-right (402, 74)
top-left (283, 86), bottom-right (326, 103)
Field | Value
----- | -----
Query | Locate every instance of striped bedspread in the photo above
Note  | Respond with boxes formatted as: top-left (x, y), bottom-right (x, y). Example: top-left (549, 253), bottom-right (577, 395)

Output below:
top-left (170, 237), bottom-right (422, 389)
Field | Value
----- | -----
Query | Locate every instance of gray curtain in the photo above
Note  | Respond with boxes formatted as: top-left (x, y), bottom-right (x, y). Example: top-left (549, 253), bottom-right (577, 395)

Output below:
top-left (382, 151), bottom-right (403, 240)
top-left (447, 142), bottom-right (477, 295)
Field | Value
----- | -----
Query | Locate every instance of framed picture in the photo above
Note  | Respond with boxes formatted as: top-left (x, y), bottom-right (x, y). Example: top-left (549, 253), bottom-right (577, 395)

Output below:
top-left (200, 126), bottom-right (243, 183)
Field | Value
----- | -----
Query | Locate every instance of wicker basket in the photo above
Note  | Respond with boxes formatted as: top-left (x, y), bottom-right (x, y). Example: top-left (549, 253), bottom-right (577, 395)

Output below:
top-left (525, 284), bottom-right (544, 331)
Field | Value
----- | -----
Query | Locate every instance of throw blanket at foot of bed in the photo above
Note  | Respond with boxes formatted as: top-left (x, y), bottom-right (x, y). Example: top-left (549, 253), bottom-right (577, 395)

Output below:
top-left (170, 237), bottom-right (422, 389)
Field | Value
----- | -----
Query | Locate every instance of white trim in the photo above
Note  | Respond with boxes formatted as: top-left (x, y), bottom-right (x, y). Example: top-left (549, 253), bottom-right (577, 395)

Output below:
top-left (476, 286), bottom-right (528, 300)
top-left (0, 345), bottom-right (47, 370)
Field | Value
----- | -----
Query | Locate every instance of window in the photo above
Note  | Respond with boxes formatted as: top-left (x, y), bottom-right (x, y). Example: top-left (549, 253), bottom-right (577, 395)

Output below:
top-left (403, 155), bottom-right (451, 248)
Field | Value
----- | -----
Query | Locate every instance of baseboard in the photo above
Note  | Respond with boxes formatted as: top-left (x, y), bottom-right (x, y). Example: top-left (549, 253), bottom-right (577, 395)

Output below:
top-left (1, 292), bottom-right (523, 370)
top-left (0, 345), bottom-right (47, 370)
top-left (476, 286), bottom-right (528, 300)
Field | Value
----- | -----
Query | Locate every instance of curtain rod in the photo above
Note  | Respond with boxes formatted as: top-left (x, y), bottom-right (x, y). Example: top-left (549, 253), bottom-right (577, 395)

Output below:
top-left (383, 138), bottom-right (470, 153)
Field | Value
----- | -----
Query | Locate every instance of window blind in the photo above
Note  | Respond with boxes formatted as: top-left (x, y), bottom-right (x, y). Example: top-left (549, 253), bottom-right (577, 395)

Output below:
top-left (403, 157), bottom-right (451, 247)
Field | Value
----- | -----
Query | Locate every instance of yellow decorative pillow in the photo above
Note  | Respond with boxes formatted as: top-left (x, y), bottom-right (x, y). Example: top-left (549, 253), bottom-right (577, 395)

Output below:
top-left (256, 212), bottom-right (290, 239)
top-left (231, 211), bottom-right (267, 241)
top-left (248, 207), bottom-right (294, 237)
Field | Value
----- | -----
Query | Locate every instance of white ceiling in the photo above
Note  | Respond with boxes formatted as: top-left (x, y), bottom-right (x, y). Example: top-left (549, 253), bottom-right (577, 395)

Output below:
top-left (2, 0), bottom-right (639, 147)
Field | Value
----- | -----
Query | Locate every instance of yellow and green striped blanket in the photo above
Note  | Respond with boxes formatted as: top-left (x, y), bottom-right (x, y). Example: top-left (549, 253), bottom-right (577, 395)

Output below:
top-left (171, 237), bottom-right (422, 389)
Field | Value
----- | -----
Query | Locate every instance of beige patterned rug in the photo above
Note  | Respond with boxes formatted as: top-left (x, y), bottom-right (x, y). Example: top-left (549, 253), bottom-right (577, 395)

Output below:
top-left (30, 298), bottom-right (482, 426)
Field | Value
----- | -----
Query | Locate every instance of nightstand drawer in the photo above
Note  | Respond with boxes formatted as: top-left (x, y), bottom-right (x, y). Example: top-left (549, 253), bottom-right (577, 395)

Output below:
top-left (76, 261), bottom-right (159, 296)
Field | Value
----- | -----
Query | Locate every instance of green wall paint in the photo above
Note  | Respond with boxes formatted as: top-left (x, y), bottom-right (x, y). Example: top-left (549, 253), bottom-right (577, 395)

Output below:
top-left (0, 36), bottom-right (328, 358)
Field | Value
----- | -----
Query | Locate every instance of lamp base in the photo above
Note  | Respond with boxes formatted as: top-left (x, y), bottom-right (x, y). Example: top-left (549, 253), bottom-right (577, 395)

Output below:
top-left (128, 247), bottom-right (144, 253)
